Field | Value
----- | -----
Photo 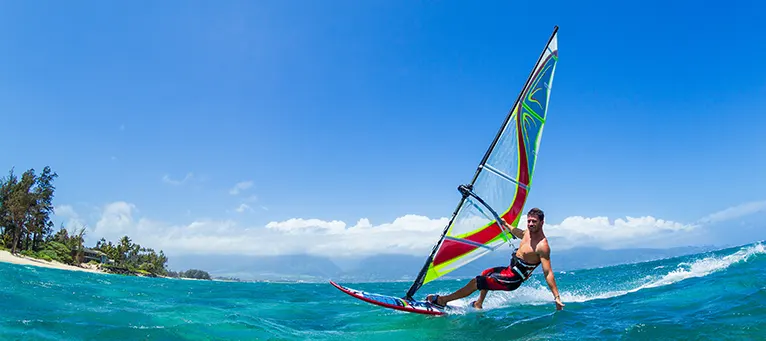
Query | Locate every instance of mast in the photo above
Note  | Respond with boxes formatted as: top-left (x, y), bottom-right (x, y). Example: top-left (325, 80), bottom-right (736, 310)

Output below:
top-left (404, 188), bottom-right (468, 299)
top-left (403, 26), bottom-right (559, 300)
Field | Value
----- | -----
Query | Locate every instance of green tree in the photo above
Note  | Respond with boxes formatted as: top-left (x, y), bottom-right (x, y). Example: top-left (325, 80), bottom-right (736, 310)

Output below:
top-left (27, 166), bottom-right (57, 251)
top-left (6, 169), bottom-right (36, 254)
top-left (0, 166), bottom-right (58, 254)
top-left (0, 170), bottom-right (15, 247)
top-left (95, 238), bottom-right (119, 263)
top-left (67, 225), bottom-right (87, 264)
top-left (117, 235), bottom-right (132, 264)
top-left (52, 223), bottom-right (69, 244)
top-left (181, 269), bottom-right (211, 280)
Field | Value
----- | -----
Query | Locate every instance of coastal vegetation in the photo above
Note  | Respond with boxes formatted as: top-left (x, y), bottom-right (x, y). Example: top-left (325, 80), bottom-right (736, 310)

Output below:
top-left (168, 269), bottom-right (212, 280)
top-left (0, 166), bottom-right (211, 280)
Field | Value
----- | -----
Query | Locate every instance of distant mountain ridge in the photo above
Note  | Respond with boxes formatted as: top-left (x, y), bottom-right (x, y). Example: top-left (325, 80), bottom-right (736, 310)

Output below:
top-left (167, 244), bottom-right (718, 282)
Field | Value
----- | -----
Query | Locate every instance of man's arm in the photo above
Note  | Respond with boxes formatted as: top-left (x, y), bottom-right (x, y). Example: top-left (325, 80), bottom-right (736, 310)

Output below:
top-left (500, 219), bottom-right (524, 239)
top-left (538, 242), bottom-right (565, 310)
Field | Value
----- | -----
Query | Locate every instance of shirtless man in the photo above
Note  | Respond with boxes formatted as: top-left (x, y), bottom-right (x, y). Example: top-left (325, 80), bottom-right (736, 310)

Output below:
top-left (425, 207), bottom-right (565, 310)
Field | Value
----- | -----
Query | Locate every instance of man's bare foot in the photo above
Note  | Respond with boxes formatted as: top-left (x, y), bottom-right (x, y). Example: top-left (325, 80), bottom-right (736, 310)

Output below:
top-left (471, 300), bottom-right (483, 309)
top-left (425, 294), bottom-right (446, 308)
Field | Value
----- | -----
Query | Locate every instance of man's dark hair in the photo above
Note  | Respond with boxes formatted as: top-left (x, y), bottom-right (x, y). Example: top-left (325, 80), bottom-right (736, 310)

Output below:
top-left (527, 207), bottom-right (544, 221)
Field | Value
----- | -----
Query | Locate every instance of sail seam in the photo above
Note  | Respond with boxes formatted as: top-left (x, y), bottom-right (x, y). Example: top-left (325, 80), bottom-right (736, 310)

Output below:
top-left (481, 164), bottom-right (529, 189)
top-left (443, 236), bottom-right (494, 250)
top-left (522, 102), bottom-right (545, 123)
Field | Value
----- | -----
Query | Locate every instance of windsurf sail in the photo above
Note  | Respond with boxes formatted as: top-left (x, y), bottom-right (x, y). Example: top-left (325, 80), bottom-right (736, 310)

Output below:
top-left (405, 26), bottom-right (560, 299)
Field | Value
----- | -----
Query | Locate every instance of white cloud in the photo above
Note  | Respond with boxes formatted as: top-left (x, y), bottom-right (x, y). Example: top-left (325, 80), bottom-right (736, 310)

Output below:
top-left (94, 202), bottom-right (138, 239)
top-left (53, 200), bottom-right (766, 259)
top-left (229, 181), bottom-right (253, 195)
top-left (53, 204), bottom-right (86, 231)
top-left (541, 215), bottom-right (697, 250)
top-left (234, 204), bottom-right (254, 213)
top-left (265, 218), bottom-right (347, 234)
top-left (227, 194), bottom-right (262, 215)
top-left (697, 201), bottom-right (766, 224)
top-left (58, 202), bottom-right (449, 257)
top-left (162, 173), bottom-right (194, 186)
top-left (54, 204), bottom-right (77, 218)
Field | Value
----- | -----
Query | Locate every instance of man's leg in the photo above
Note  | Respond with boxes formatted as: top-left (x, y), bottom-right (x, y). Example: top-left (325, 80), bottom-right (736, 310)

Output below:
top-left (426, 277), bottom-right (479, 306)
top-left (473, 289), bottom-right (488, 309)
top-left (471, 266), bottom-right (519, 309)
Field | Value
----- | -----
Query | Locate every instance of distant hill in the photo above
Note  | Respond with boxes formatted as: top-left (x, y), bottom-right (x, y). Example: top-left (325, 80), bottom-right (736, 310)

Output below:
top-left (166, 253), bottom-right (344, 281)
top-left (166, 244), bottom-right (719, 282)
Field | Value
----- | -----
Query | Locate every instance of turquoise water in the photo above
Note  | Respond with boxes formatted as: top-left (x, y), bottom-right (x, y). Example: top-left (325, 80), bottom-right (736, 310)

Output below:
top-left (2, 242), bottom-right (765, 340)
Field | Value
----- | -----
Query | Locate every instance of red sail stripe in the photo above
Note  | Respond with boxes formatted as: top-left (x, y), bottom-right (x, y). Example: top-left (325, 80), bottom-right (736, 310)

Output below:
top-left (432, 114), bottom-right (531, 266)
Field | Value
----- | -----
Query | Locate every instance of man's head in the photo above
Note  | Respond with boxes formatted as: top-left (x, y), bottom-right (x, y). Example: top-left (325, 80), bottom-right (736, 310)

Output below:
top-left (526, 207), bottom-right (545, 232)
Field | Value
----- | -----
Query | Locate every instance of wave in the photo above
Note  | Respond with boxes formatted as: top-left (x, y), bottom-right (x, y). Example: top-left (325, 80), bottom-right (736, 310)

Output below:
top-left (443, 242), bottom-right (765, 312)
top-left (636, 242), bottom-right (764, 290)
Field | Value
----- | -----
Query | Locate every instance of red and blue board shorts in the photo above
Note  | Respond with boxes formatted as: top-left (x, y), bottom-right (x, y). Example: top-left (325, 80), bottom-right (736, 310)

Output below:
top-left (475, 266), bottom-right (524, 291)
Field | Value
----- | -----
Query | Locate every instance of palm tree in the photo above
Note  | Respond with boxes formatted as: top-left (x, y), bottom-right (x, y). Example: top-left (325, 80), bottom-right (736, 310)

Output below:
top-left (67, 225), bottom-right (87, 264)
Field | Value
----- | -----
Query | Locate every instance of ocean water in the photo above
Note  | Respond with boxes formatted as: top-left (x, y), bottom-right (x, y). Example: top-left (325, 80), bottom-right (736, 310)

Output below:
top-left (1, 242), bottom-right (765, 340)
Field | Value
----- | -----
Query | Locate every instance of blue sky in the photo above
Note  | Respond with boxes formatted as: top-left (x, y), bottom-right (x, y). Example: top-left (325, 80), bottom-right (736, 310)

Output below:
top-left (2, 1), bottom-right (765, 258)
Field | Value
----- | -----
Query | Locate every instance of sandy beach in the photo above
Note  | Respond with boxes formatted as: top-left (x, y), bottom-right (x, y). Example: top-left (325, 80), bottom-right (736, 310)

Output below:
top-left (0, 250), bottom-right (106, 274)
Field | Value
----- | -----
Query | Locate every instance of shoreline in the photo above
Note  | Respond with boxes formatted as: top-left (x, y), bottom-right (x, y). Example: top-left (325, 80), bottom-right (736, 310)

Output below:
top-left (0, 249), bottom-right (107, 274)
top-left (0, 250), bottom-right (178, 280)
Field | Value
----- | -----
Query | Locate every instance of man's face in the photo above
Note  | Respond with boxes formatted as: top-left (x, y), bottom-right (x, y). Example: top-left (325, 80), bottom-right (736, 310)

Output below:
top-left (526, 215), bottom-right (543, 232)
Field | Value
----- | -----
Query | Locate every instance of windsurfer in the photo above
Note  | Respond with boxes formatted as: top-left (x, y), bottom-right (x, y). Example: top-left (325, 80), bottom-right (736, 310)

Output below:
top-left (425, 208), bottom-right (565, 310)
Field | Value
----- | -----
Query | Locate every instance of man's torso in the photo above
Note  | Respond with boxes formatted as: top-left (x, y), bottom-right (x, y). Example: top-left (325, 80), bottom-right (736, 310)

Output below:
top-left (514, 232), bottom-right (545, 265)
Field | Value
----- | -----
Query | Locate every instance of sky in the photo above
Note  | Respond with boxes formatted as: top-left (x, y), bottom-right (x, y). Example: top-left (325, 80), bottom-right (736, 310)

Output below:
top-left (2, 0), bottom-right (765, 261)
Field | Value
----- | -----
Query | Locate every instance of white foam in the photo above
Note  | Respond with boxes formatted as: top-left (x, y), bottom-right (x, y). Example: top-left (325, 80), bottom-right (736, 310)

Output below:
top-left (636, 242), bottom-right (764, 290)
top-left (442, 280), bottom-right (567, 313)
top-left (444, 243), bottom-right (765, 311)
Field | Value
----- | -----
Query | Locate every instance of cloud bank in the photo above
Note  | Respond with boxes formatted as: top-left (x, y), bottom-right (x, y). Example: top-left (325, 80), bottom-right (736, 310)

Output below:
top-left (51, 199), bottom-right (766, 259)
top-left (544, 216), bottom-right (698, 250)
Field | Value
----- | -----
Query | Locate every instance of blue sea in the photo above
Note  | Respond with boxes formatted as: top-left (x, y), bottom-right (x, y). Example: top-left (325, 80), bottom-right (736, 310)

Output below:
top-left (1, 242), bottom-right (764, 340)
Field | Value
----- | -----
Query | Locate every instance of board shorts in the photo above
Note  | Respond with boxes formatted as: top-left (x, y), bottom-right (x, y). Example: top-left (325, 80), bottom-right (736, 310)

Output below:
top-left (475, 253), bottom-right (540, 291)
top-left (475, 266), bottom-right (524, 291)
